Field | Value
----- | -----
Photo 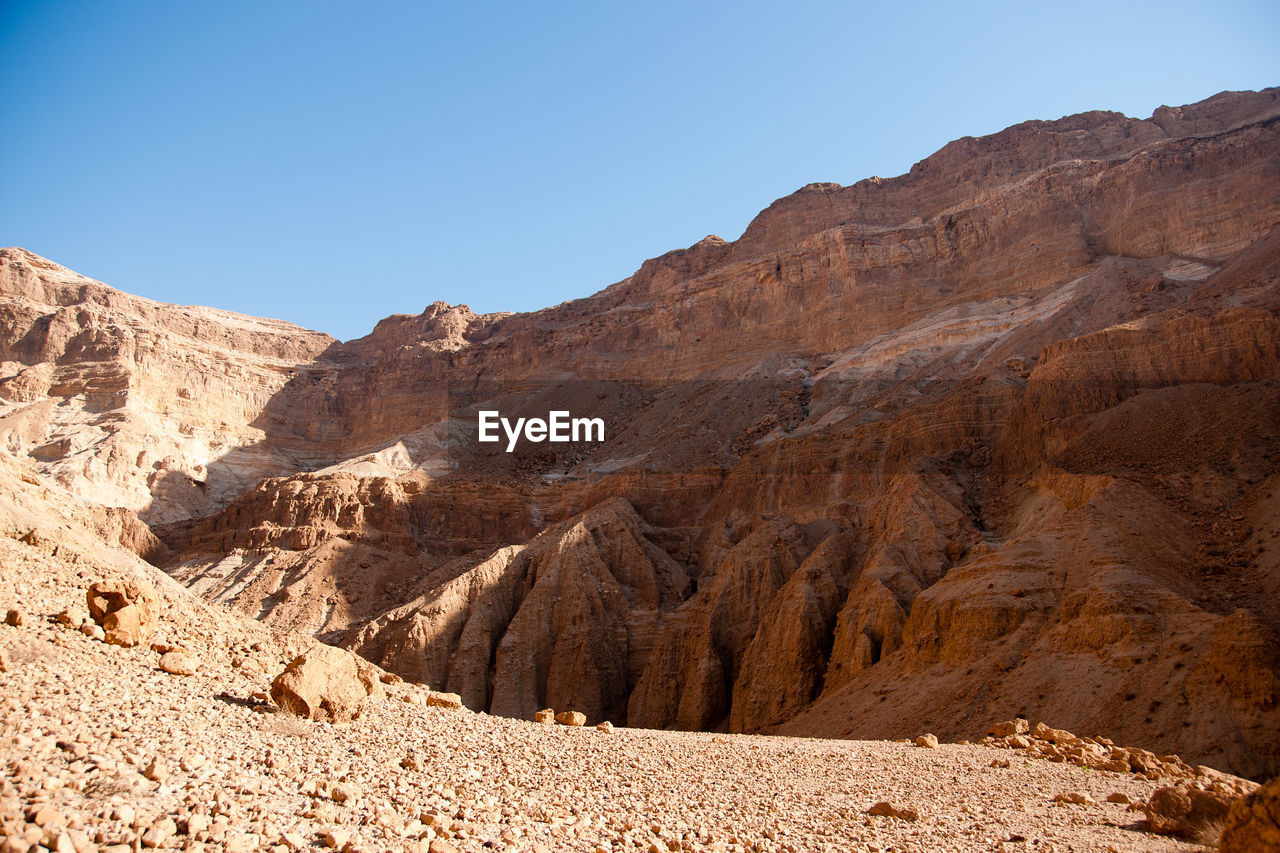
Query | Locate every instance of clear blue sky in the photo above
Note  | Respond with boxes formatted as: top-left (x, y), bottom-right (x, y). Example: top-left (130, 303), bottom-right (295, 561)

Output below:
top-left (2, 1), bottom-right (1277, 341)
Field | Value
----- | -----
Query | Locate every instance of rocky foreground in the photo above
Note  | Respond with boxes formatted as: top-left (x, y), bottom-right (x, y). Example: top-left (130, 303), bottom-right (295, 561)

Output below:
top-left (2, 457), bottom-right (1277, 853)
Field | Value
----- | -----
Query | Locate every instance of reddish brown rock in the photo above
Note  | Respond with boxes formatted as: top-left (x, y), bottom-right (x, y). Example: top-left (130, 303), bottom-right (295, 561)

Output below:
top-left (989, 719), bottom-right (1029, 738)
top-left (867, 802), bottom-right (920, 821)
top-left (86, 578), bottom-right (159, 647)
top-left (1219, 777), bottom-right (1280, 853)
top-left (425, 692), bottom-right (463, 710)
top-left (1141, 784), bottom-right (1238, 837)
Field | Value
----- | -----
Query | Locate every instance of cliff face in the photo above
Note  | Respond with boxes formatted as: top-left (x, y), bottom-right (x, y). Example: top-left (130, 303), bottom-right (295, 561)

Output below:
top-left (0, 248), bottom-right (335, 522)
top-left (4, 87), bottom-right (1280, 778)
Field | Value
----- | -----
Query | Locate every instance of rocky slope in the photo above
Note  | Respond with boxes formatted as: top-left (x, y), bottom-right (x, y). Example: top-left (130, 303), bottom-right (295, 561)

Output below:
top-left (2, 87), bottom-right (1279, 785)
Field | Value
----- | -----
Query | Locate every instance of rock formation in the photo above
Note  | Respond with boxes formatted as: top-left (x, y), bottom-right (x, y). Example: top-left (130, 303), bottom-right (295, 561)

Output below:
top-left (3, 86), bottom-right (1280, 781)
top-left (1220, 776), bottom-right (1280, 852)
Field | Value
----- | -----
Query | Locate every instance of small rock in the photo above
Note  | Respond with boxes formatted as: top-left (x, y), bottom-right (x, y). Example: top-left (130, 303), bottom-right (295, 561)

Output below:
top-left (1107, 792), bottom-right (1132, 804)
top-left (1054, 792), bottom-right (1095, 805)
top-left (1031, 722), bottom-right (1076, 744)
top-left (225, 832), bottom-right (261, 853)
top-left (425, 691), bottom-right (463, 710)
top-left (329, 782), bottom-right (360, 804)
top-left (534, 709), bottom-right (555, 724)
top-left (141, 817), bottom-right (177, 848)
top-left (280, 832), bottom-right (308, 850)
top-left (87, 578), bottom-right (160, 647)
top-left (323, 828), bottom-right (352, 849)
top-left (143, 758), bottom-right (169, 782)
top-left (428, 840), bottom-right (460, 853)
top-left (159, 651), bottom-right (198, 676)
top-left (4, 609), bottom-right (23, 627)
top-left (55, 608), bottom-right (87, 629)
top-left (914, 733), bottom-right (939, 749)
top-left (988, 718), bottom-right (1030, 738)
top-left (596, 720), bottom-right (614, 733)
top-left (29, 805), bottom-right (64, 828)
top-left (555, 711), bottom-right (586, 727)
top-left (0, 647), bottom-right (8, 672)
top-left (867, 802), bottom-right (919, 821)
top-left (379, 672), bottom-right (403, 684)
top-left (44, 832), bottom-right (74, 853)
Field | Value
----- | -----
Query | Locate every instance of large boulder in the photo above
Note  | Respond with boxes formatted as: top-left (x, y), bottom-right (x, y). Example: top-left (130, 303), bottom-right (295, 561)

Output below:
top-left (86, 579), bottom-right (159, 647)
top-left (1141, 784), bottom-right (1237, 837)
top-left (270, 645), bottom-right (372, 722)
top-left (1219, 777), bottom-right (1280, 853)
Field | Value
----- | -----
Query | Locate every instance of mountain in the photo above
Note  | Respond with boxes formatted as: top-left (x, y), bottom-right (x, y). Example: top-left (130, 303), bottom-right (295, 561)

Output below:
top-left (2, 86), bottom-right (1279, 779)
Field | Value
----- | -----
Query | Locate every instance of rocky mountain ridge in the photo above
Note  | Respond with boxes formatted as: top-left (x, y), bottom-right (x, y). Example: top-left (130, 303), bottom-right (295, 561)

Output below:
top-left (2, 87), bottom-right (1279, 780)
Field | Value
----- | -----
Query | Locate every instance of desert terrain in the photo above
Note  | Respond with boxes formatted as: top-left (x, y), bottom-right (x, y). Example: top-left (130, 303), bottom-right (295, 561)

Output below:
top-left (3, 87), bottom-right (1280, 851)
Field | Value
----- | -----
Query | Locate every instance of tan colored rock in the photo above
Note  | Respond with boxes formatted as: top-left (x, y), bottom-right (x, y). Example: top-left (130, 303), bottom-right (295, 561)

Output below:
top-left (534, 708), bottom-right (555, 724)
top-left (1053, 792), bottom-right (1095, 805)
top-left (867, 802), bottom-right (920, 821)
top-left (140, 817), bottom-right (177, 848)
top-left (142, 758), bottom-right (168, 782)
top-left (270, 645), bottom-right (369, 722)
top-left (556, 711), bottom-right (586, 727)
top-left (29, 805), bottom-right (63, 828)
top-left (1031, 723), bottom-right (1076, 744)
top-left (989, 719), bottom-right (1029, 738)
top-left (1106, 792), bottom-right (1132, 804)
top-left (915, 734), bottom-right (939, 749)
top-left (1142, 784), bottom-right (1238, 837)
top-left (158, 651), bottom-right (197, 676)
top-left (86, 579), bottom-right (159, 647)
top-left (425, 691), bottom-right (463, 710)
top-left (1219, 776), bottom-right (1280, 853)
top-left (54, 608), bottom-right (86, 629)
top-left (352, 656), bottom-right (386, 701)
top-left (322, 828), bottom-right (352, 849)
top-left (4, 609), bottom-right (23, 627)
top-left (596, 720), bottom-right (614, 733)
top-left (328, 782), bottom-right (359, 804)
